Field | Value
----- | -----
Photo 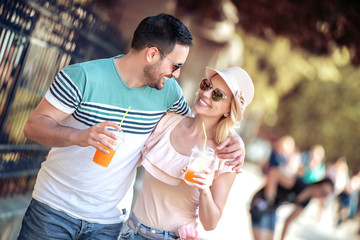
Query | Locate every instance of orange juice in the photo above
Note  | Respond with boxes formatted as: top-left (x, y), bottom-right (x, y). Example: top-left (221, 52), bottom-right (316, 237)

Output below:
top-left (93, 144), bottom-right (116, 167)
top-left (93, 130), bottom-right (124, 167)
top-left (184, 170), bottom-right (202, 184)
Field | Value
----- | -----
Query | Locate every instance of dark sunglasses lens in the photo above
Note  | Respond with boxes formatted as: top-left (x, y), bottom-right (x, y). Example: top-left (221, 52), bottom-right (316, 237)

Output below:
top-left (212, 89), bottom-right (224, 101)
top-left (173, 64), bottom-right (183, 72)
top-left (200, 79), bottom-right (211, 90)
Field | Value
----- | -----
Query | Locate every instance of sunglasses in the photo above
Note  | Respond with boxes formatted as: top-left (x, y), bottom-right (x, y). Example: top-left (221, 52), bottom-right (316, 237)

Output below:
top-left (159, 51), bottom-right (184, 73)
top-left (199, 78), bottom-right (228, 102)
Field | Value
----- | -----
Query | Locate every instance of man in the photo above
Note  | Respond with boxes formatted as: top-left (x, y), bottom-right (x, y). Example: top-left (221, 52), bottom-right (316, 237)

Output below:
top-left (18, 13), bottom-right (245, 240)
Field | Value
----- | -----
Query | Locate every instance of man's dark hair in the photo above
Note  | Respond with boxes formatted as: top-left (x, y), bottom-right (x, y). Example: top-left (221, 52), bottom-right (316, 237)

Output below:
top-left (131, 13), bottom-right (193, 55)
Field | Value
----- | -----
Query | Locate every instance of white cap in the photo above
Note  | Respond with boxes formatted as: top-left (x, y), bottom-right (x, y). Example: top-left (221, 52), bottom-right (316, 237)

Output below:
top-left (204, 66), bottom-right (254, 119)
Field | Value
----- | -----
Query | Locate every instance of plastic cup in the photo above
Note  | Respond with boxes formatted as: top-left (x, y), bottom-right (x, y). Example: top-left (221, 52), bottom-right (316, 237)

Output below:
top-left (93, 130), bottom-right (124, 167)
top-left (184, 144), bottom-right (217, 185)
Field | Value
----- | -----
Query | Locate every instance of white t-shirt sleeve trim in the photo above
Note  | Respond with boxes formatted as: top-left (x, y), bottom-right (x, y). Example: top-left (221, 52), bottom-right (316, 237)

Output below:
top-left (45, 90), bottom-right (76, 114)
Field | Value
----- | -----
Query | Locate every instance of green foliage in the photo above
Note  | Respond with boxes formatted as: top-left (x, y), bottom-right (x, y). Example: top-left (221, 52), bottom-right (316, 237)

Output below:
top-left (276, 66), bottom-right (360, 170)
top-left (232, 0), bottom-right (360, 65)
top-left (241, 31), bottom-right (360, 170)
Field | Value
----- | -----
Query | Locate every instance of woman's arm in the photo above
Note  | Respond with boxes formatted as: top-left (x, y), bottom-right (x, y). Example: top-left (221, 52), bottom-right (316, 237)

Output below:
top-left (197, 172), bottom-right (236, 230)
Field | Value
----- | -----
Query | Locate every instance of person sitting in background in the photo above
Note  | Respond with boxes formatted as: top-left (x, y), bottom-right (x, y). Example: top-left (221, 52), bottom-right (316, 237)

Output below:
top-left (119, 66), bottom-right (255, 240)
top-left (249, 167), bottom-right (334, 240)
top-left (338, 168), bottom-right (360, 225)
top-left (261, 135), bottom-right (297, 175)
top-left (299, 144), bottom-right (326, 184)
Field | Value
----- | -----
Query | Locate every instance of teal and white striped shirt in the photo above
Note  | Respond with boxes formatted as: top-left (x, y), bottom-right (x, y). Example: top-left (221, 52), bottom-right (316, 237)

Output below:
top-left (33, 55), bottom-right (189, 224)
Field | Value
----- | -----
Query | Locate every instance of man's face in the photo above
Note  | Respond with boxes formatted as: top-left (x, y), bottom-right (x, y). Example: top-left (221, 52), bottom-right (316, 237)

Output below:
top-left (144, 44), bottom-right (189, 90)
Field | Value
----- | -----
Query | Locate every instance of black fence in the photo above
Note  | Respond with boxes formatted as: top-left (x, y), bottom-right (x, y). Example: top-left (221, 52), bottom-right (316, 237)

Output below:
top-left (0, 0), bottom-right (125, 197)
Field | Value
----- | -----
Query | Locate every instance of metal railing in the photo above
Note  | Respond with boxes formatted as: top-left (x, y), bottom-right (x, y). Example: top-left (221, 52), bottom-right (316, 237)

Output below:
top-left (0, 0), bottom-right (125, 197)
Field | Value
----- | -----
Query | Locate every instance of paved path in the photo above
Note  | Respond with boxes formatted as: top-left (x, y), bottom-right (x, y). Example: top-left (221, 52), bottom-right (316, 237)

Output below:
top-left (2, 163), bottom-right (359, 240)
top-left (197, 163), bottom-right (360, 240)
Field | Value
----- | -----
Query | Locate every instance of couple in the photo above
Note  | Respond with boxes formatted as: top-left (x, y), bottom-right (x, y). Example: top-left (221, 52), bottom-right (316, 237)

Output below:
top-left (18, 13), bottom-right (254, 240)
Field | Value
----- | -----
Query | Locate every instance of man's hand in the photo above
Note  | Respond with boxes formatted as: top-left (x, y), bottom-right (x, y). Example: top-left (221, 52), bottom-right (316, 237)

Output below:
top-left (77, 121), bottom-right (121, 154)
top-left (215, 134), bottom-right (245, 173)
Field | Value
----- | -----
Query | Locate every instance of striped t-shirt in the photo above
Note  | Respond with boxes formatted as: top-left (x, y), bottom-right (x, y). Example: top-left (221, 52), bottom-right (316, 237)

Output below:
top-left (33, 55), bottom-right (189, 224)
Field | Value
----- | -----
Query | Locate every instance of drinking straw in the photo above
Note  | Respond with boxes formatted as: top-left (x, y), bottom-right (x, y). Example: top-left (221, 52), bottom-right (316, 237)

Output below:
top-left (199, 122), bottom-right (207, 171)
top-left (119, 106), bottom-right (131, 128)
top-left (113, 106), bottom-right (131, 145)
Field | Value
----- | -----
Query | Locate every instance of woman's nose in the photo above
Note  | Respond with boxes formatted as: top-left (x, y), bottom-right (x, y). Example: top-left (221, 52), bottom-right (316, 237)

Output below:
top-left (202, 89), bottom-right (212, 98)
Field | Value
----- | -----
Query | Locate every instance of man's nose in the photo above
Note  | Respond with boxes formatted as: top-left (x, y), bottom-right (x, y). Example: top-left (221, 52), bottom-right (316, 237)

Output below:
top-left (171, 69), bottom-right (181, 79)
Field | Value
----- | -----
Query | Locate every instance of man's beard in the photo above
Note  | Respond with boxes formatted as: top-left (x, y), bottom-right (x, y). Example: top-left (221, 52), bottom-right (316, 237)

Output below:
top-left (143, 63), bottom-right (164, 90)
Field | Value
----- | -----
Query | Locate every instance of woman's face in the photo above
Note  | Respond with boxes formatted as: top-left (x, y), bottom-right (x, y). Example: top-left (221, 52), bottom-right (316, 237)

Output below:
top-left (193, 74), bottom-right (232, 119)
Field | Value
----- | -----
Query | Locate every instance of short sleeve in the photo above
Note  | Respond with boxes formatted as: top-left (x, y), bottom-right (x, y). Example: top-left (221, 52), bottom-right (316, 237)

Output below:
top-left (45, 64), bottom-right (84, 114)
top-left (165, 78), bottom-right (190, 116)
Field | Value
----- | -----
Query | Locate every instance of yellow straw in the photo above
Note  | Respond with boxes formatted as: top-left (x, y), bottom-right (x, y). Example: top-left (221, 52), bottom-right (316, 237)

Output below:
top-left (199, 122), bottom-right (207, 171)
top-left (119, 106), bottom-right (131, 128)
top-left (113, 106), bottom-right (131, 145)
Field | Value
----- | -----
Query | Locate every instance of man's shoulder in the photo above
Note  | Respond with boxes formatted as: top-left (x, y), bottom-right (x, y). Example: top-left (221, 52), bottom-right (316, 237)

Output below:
top-left (63, 57), bottom-right (113, 73)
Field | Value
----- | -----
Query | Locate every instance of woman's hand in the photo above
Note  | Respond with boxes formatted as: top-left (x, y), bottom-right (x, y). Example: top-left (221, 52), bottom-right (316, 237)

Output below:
top-left (182, 167), bottom-right (214, 189)
top-left (192, 168), bottom-right (214, 190)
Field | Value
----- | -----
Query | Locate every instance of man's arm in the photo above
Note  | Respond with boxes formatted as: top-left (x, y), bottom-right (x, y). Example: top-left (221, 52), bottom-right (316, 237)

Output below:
top-left (24, 98), bottom-right (120, 153)
top-left (215, 134), bottom-right (246, 172)
top-left (280, 206), bottom-right (303, 240)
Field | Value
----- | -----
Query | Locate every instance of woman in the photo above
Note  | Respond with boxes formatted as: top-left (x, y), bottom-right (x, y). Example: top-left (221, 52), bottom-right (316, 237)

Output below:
top-left (119, 66), bottom-right (255, 240)
top-left (250, 167), bottom-right (334, 240)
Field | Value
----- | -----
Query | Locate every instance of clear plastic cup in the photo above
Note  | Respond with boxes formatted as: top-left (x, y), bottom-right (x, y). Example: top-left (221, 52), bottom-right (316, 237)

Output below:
top-left (93, 130), bottom-right (124, 167)
top-left (183, 144), bottom-right (217, 185)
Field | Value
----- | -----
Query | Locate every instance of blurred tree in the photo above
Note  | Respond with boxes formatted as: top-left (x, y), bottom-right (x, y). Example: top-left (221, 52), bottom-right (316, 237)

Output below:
top-left (276, 65), bottom-right (360, 170)
top-left (232, 0), bottom-right (360, 66)
top-left (240, 31), bottom-right (360, 170)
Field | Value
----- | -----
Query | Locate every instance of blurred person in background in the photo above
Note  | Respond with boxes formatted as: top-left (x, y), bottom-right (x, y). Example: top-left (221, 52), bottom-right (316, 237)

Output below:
top-left (261, 135), bottom-right (296, 175)
top-left (338, 167), bottom-right (360, 225)
top-left (326, 156), bottom-right (349, 197)
top-left (260, 135), bottom-right (298, 207)
top-left (319, 156), bottom-right (350, 222)
top-left (299, 144), bottom-right (326, 184)
top-left (249, 167), bottom-right (334, 240)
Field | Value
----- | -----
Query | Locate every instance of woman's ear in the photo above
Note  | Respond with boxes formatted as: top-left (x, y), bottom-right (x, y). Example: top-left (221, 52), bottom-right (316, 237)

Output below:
top-left (224, 113), bottom-right (230, 118)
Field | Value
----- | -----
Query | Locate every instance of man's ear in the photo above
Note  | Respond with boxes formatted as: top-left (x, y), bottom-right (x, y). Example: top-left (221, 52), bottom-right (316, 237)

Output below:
top-left (145, 46), bottom-right (160, 63)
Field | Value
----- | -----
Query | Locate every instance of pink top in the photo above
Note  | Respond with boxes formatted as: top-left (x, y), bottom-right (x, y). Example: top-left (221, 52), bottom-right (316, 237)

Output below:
top-left (133, 113), bottom-right (236, 232)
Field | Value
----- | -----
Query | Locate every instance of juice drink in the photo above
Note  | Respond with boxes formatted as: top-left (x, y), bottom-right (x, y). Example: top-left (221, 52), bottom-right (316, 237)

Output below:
top-left (93, 130), bottom-right (124, 167)
top-left (183, 144), bottom-right (216, 186)
top-left (184, 169), bottom-right (201, 184)
top-left (93, 145), bottom-right (117, 167)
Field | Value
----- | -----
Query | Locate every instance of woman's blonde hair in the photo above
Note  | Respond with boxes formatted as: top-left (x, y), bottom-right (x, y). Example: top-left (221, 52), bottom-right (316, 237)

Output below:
top-left (214, 98), bottom-right (243, 144)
